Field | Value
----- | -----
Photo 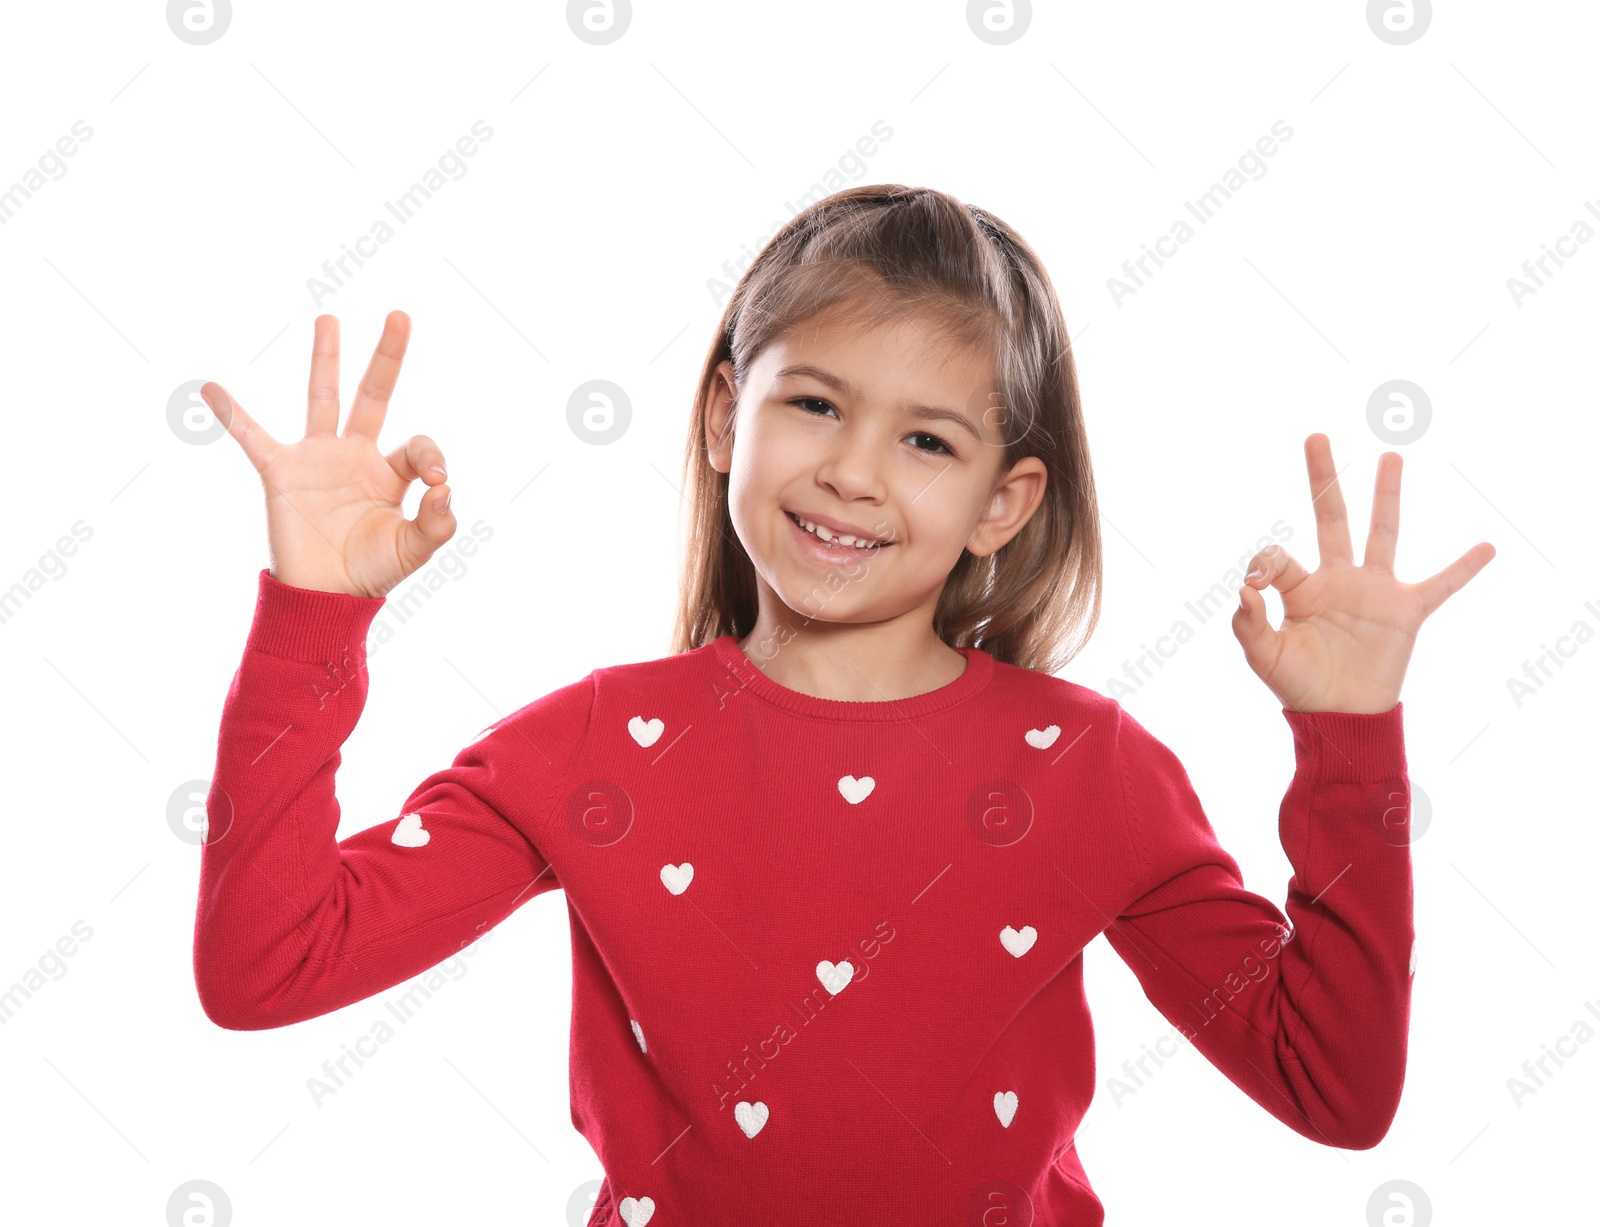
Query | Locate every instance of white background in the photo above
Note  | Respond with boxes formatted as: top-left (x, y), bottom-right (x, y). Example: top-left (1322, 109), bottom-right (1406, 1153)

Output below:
top-left (0, 2), bottom-right (1592, 1224)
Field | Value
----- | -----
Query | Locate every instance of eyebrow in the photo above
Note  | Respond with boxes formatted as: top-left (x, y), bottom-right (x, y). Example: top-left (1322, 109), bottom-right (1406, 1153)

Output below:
top-left (772, 363), bottom-right (984, 444)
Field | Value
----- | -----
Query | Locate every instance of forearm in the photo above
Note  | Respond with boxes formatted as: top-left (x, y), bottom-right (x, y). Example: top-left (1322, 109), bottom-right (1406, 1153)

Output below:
top-left (1106, 702), bottom-right (1414, 1148)
top-left (193, 571), bottom-right (388, 1029)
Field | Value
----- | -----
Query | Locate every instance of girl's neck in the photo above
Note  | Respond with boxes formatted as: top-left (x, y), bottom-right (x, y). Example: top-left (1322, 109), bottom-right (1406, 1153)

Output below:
top-left (736, 619), bottom-right (969, 704)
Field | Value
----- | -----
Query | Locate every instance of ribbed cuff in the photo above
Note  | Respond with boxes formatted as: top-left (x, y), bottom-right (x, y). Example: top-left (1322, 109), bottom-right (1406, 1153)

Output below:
top-left (243, 567), bottom-right (388, 664)
top-left (1283, 701), bottom-right (1407, 782)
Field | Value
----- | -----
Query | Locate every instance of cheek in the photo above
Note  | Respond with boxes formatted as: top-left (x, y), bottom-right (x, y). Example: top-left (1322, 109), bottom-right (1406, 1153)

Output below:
top-left (895, 476), bottom-right (978, 547)
top-left (732, 410), bottom-right (797, 480)
top-left (726, 426), bottom-right (798, 547)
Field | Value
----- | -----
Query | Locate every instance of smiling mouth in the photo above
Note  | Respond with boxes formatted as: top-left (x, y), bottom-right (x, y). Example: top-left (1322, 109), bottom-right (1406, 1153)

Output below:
top-left (786, 510), bottom-right (893, 552)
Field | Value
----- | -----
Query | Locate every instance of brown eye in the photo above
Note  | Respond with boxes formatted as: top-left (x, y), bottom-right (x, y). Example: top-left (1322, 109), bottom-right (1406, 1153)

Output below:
top-left (909, 432), bottom-right (954, 456)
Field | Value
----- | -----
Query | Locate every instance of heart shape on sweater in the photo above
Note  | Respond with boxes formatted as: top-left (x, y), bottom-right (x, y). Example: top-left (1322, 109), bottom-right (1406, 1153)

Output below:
top-left (619, 1196), bottom-right (655, 1225)
top-left (838, 775), bottom-right (875, 804)
top-left (660, 863), bottom-right (694, 895)
top-left (1000, 925), bottom-right (1037, 957)
top-left (735, 1100), bottom-right (769, 1138)
top-left (629, 716), bottom-right (664, 747)
top-left (994, 1090), bottom-right (1018, 1127)
top-left (630, 1019), bottom-right (647, 1053)
top-left (391, 813), bottom-right (430, 847)
top-left (816, 959), bottom-right (856, 994)
top-left (1024, 725), bottom-right (1061, 749)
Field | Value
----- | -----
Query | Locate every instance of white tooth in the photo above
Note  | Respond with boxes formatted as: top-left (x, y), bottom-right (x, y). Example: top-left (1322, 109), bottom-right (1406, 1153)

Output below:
top-left (794, 514), bottom-right (879, 548)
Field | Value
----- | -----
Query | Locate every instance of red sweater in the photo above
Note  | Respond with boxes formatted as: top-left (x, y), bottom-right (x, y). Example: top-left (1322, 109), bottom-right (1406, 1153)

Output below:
top-left (194, 568), bottom-right (1414, 1226)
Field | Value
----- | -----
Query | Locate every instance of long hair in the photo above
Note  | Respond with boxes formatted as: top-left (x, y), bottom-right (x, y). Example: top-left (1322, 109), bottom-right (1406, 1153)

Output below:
top-left (671, 184), bottom-right (1101, 675)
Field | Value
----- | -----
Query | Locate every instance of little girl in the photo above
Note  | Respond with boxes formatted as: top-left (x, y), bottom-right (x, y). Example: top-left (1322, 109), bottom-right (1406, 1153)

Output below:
top-left (193, 185), bottom-right (1494, 1225)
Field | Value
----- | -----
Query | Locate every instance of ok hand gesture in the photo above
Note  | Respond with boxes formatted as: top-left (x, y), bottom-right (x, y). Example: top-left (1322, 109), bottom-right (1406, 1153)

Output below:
top-left (201, 311), bottom-right (456, 598)
top-left (1231, 434), bottom-right (1495, 714)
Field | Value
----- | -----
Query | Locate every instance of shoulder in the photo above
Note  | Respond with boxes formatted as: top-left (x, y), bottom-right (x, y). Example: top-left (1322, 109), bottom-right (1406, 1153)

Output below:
top-left (984, 656), bottom-right (1126, 734)
top-left (475, 640), bottom-right (724, 759)
top-left (984, 658), bottom-right (1188, 771)
top-left (988, 657), bottom-right (1119, 711)
top-left (589, 639), bottom-right (724, 696)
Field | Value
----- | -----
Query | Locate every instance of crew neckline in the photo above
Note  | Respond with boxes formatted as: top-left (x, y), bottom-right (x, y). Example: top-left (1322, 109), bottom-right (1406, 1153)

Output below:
top-left (709, 633), bottom-right (994, 723)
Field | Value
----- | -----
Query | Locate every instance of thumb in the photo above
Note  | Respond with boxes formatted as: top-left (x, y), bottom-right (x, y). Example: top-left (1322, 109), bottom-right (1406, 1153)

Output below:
top-left (1230, 582), bottom-right (1278, 677)
top-left (398, 482), bottom-right (456, 569)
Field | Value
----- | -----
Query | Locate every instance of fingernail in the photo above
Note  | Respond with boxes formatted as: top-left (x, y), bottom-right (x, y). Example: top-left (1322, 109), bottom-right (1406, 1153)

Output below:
top-left (429, 466), bottom-right (447, 481)
top-left (1245, 567), bottom-right (1264, 582)
top-left (438, 490), bottom-right (451, 511)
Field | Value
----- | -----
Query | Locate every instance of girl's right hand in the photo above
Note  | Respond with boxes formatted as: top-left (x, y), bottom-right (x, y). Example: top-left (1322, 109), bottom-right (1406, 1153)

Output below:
top-left (201, 311), bottom-right (456, 599)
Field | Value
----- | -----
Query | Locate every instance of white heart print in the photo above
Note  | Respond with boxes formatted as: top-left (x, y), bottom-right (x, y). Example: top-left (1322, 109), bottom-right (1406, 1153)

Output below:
top-left (735, 1100), bottom-right (769, 1138)
top-left (994, 1090), bottom-right (1018, 1127)
top-left (837, 775), bottom-right (875, 804)
top-left (1408, 939), bottom-right (1416, 976)
top-left (628, 715), bottom-right (665, 747)
top-left (1000, 925), bottom-right (1037, 958)
top-left (816, 959), bottom-right (856, 994)
top-left (1024, 725), bottom-right (1061, 749)
top-left (660, 863), bottom-right (694, 895)
top-left (630, 1019), bottom-right (647, 1053)
top-left (391, 813), bottom-right (430, 847)
top-left (619, 1196), bottom-right (655, 1225)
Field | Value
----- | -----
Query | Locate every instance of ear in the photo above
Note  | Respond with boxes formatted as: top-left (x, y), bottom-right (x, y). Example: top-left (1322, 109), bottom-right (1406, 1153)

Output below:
top-left (966, 456), bottom-right (1047, 558)
top-left (705, 361), bottom-right (738, 474)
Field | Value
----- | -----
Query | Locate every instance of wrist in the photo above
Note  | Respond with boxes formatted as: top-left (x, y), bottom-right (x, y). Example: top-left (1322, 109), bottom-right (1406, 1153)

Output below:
top-left (1283, 702), bottom-right (1407, 782)
top-left (247, 567), bottom-right (387, 663)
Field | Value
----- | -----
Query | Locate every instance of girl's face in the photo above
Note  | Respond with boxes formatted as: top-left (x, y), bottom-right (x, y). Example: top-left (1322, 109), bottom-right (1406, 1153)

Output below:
top-left (705, 306), bottom-right (1047, 629)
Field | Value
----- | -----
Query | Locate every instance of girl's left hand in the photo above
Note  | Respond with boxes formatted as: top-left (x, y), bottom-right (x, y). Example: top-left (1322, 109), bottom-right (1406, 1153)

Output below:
top-left (1231, 433), bottom-right (1495, 715)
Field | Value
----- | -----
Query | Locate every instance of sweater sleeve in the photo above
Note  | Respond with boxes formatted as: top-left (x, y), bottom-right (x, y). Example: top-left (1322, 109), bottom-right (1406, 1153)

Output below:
top-left (1100, 701), bottom-right (1413, 1150)
top-left (192, 568), bottom-right (594, 1031)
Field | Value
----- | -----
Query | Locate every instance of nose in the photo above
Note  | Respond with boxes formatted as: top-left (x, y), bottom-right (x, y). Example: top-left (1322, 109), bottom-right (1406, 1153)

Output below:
top-left (814, 421), bottom-right (888, 505)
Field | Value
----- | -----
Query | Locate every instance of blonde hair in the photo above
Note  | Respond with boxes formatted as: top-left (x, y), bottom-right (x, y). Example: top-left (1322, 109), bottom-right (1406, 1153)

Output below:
top-left (672, 184), bottom-right (1101, 675)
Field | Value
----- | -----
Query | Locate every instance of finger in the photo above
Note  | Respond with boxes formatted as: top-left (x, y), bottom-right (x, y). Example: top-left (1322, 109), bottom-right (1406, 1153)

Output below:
top-left (1363, 452), bottom-right (1402, 573)
top-left (201, 381), bottom-right (279, 473)
top-left (1245, 542), bottom-right (1311, 595)
top-left (1414, 542), bottom-right (1496, 618)
top-left (307, 314), bottom-right (341, 437)
top-left (1232, 581), bottom-right (1281, 680)
top-left (384, 434), bottom-right (448, 487)
top-left (346, 310), bottom-right (412, 441)
top-left (398, 481), bottom-right (456, 570)
top-left (1305, 433), bottom-right (1354, 565)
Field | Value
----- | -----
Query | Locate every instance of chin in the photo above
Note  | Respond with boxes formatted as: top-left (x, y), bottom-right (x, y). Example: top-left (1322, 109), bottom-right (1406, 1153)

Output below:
top-left (775, 590), bottom-right (870, 623)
